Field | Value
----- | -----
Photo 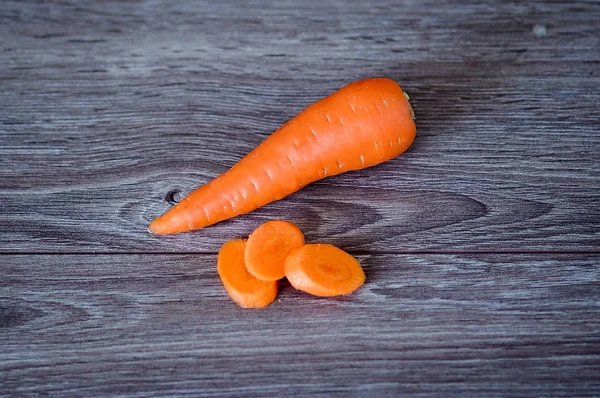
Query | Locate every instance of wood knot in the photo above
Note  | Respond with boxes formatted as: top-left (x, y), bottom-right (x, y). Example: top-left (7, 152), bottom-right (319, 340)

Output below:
top-left (165, 189), bottom-right (183, 205)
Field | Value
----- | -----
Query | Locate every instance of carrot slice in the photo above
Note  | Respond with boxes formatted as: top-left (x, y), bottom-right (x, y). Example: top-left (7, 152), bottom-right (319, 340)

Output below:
top-left (245, 220), bottom-right (305, 281)
top-left (284, 244), bottom-right (365, 297)
top-left (217, 239), bottom-right (278, 308)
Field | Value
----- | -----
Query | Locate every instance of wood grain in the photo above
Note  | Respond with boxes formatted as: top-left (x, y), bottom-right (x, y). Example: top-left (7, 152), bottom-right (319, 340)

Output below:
top-left (1, 253), bottom-right (599, 396)
top-left (1, 0), bottom-right (599, 252)
top-left (2, 1), bottom-right (600, 396)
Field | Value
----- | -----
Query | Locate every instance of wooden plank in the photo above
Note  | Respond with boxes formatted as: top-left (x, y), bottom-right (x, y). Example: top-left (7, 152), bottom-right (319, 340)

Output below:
top-left (2, 63), bottom-right (598, 252)
top-left (1, 253), bottom-right (599, 396)
top-left (1, 0), bottom-right (599, 252)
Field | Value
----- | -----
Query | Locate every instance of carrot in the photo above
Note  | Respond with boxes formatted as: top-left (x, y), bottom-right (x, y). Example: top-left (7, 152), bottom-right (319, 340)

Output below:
top-left (149, 77), bottom-right (416, 234)
top-left (284, 244), bottom-right (365, 297)
top-left (244, 220), bottom-right (305, 281)
top-left (217, 239), bottom-right (278, 308)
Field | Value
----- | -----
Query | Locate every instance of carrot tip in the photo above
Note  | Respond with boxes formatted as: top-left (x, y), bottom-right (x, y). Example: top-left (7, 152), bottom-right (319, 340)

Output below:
top-left (148, 217), bottom-right (172, 235)
top-left (147, 222), bottom-right (159, 234)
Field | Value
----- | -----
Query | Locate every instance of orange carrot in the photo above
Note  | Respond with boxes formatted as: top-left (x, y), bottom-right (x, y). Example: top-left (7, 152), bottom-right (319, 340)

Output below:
top-left (244, 220), bottom-right (305, 281)
top-left (217, 239), bottom-right (278, 308)
top-left (284, 244), bottom-right (365, 297)
top-left (149, 78), bottom-right (416, 234)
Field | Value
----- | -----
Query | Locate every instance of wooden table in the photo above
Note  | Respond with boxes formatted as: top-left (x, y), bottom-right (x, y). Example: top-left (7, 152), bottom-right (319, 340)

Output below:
top-left (2, 1), bottom-right (599, 396)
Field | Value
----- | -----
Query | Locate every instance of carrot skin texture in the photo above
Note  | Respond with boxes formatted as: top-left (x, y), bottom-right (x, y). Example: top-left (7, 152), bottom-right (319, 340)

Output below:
top-left (217, 239), bottom-right (278, 308)
top-left (284, 244), bottom-right (366, 297)
top-left (245, 220), bottom-right (305, 281)
top-left (149, 78), bottom-right (416, 234)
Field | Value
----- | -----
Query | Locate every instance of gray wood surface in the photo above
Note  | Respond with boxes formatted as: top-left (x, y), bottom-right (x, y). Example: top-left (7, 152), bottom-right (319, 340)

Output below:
top-left (1, 0), bottom-right (599, 252)
top-left (1, 0), bottom-right (599, 396)
top-left (2, 254), bottom-right (599, 397)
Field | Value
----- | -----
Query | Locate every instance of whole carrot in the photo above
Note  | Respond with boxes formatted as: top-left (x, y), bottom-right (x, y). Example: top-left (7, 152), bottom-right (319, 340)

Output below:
top-left (149, 78), bottom-right (416, 234)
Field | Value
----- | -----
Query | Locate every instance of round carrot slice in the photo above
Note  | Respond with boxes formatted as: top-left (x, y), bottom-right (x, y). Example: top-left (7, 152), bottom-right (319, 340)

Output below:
top-left (284, 244), bottom-right (365, 297)
top-left (245, 220), bottom-right (305, 281)
top-left (217, 239), bottom-right (278, 308)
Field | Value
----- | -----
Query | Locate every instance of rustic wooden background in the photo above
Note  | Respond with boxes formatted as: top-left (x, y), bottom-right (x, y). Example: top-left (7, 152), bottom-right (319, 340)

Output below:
top-left (1, 0), bottom-right (599, 396)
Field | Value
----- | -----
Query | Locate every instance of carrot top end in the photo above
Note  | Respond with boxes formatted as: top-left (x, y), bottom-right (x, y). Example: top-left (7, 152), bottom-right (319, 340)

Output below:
top-left (403, 91), bottom-right (415, 120)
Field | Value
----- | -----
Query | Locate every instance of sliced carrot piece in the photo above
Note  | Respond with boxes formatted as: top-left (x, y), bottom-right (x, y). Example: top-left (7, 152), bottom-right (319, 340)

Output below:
top-left (284, 244), bottom-right (365, 297)
top-left (217, 239), bottom-right (278, 308)
top-left (245, 220), bottom-right (305, 281)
